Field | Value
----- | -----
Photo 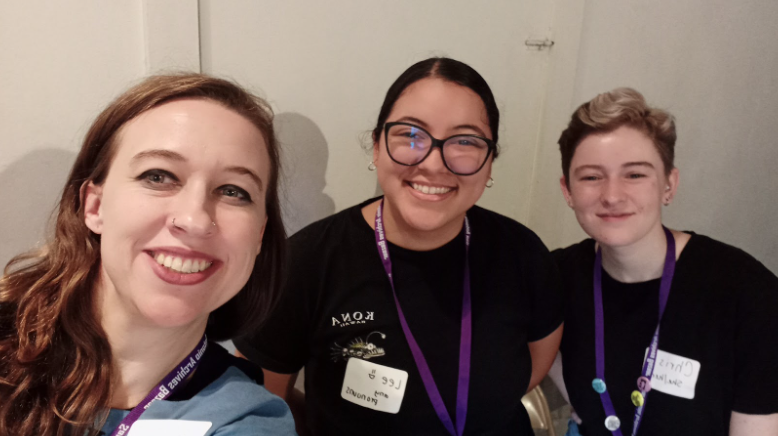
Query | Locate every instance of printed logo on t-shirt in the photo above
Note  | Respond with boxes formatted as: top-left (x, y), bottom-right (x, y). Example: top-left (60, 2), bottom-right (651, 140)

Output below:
top-left (331, 331), bottom-right (387, 362)
top-left (331, 310), bottom-right (375, 327)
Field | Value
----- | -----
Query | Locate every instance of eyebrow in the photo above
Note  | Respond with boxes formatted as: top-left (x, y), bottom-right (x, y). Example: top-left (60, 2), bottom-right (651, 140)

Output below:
top-left (131, 149), bottom-right (186, 163)
top-left (623, 161), bottom-right (655, 169)
top-left (225, 166), bottom-right (264, 192)
top-left (394, 116), bottom-right (489, 138)
top-left (573, 161), bottom-right (656, 175)
top-left (131, 149), bottom-right (264, 192)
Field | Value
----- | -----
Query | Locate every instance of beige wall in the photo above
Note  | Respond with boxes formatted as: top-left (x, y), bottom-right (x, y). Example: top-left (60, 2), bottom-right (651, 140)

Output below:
top-left (199, 0), bottom-right (559, 234)
top-left (1, 0), bottom-right (776, 274)
top-left (529, 0), bottom-right (778, 273)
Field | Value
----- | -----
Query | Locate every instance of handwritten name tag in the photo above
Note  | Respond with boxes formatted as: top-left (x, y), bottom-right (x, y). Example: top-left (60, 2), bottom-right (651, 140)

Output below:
top-left (645, 348), bottom-right (701, 399)
top-left (341, 358), bottom-right (408, 413)
top-left (127, 420), bottom-right (212, 436)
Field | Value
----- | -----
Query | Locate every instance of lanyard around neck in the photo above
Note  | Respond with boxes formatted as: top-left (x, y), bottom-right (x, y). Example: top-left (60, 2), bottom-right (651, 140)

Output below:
top-left (593, 227), bottom-right (676, 436)
top-left (109, 335), bottom-right (208, 436)
top-left (373, 200), bottom-right (471, 436)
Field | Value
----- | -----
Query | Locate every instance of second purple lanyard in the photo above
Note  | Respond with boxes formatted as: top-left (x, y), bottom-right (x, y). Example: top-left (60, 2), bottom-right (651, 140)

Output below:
top-left (593, 226), bottom-right (676, 435)
top-left (374, 200), bottom-right (471, 436)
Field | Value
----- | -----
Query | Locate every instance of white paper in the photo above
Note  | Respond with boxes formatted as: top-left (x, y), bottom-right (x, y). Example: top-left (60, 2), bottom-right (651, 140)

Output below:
top-left (341, 358), bottom-right (409, 413)
top-left (645, 348), bottom-right (701, 399)
top-left (127, 419), bottom-right (212, 436)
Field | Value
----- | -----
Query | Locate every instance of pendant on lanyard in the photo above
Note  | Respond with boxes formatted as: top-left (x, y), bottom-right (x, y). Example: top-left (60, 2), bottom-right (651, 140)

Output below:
top-left (374, 200), bottom-right (471, 436)
top-left (109, 335), bottom-right (208, 436)
top-left (592, 227), bottom-right (676, 436)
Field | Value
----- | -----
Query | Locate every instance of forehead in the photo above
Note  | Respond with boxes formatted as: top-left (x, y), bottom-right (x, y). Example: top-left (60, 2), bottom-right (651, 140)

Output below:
top-left (112, 98), bottom-right (270, 173)
top-left (389, 78), bottom-right (491, 136)
top-left (572, 126), bottom-right (663, 168)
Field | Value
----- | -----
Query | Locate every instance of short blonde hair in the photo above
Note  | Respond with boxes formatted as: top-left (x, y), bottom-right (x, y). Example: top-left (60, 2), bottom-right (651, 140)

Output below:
top-left (558, 87), bottom-right (676, 184)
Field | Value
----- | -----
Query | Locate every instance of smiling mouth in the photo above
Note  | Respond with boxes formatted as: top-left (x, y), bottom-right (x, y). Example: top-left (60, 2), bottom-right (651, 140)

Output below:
top-left (409, 182), bottom-right (454, 195)
top-left (149, 251), bottom-right (214, 274)
top-left (598, 213), bottom-right (633, 219)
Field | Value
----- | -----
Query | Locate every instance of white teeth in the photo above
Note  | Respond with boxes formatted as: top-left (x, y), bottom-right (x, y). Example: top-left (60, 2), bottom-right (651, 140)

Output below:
top-left (153, 253), bottom-right (213, 274)
top-left (411, 182), bottom-right (452, 195)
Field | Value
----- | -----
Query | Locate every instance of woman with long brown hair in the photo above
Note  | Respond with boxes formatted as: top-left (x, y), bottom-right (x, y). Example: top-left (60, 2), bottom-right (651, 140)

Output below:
top-left (0, 74), bottom-right (296, 435)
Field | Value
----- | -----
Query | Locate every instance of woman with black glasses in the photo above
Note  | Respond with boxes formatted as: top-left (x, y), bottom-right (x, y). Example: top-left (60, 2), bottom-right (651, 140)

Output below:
top-left (235, 57), bottom-right (564, 435)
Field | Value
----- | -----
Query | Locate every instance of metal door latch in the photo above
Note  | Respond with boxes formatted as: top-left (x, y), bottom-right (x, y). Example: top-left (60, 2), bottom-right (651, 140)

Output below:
top-left (525, 38), bottom-right (555, 50)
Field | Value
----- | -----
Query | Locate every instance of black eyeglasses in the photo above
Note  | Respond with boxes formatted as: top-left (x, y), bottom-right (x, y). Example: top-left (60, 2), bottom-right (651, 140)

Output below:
top-left (383, 122), bottom-right (495, 176)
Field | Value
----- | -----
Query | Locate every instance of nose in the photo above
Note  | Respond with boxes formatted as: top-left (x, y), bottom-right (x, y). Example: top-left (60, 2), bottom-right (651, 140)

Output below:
top-left (600, 178), bottom-right (625, 206)
top-left (418, 146), bottom-right (447, 173)
top-left (169, 186), bottom-right (217, 238)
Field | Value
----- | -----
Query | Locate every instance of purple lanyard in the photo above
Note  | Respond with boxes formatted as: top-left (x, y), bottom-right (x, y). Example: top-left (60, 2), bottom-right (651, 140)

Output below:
top-left (593, 227), bottom-right (676, 436)
top-left (109, 335), bottom-right (208, 436)
top-left (374, 200), bottom-right (471, 436)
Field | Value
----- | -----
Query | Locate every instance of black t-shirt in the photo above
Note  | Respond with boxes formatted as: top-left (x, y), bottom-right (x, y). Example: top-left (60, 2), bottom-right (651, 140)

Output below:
top-left (235, 198), bottom-right (563, 435)
top-left (554, 234), bottom-right (778, 436)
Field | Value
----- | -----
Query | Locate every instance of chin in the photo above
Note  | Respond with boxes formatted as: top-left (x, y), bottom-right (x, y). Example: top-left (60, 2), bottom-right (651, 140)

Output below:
top-left (401, 209), bottom-right (455, 233)
top-left (139, 299), bottom-right (206, 330)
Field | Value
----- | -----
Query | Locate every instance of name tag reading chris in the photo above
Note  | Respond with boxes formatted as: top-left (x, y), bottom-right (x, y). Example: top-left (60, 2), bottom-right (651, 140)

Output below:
top-left (127, 420), bottom-right (212, 436)
top-left (645, 348), bottom-right (701, 399)
top-left (341, 358), bottom-right (408, 413)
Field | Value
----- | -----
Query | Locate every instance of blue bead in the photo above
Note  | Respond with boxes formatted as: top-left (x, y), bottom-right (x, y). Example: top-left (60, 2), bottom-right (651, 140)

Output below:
top-left (592, 378), bottom-right (607, 394)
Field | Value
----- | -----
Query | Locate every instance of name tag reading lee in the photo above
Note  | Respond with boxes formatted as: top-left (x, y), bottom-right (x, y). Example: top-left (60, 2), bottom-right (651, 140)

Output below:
top-left (127, 420), bottom-right (212, 436)
top-left (341, 358), bottom-right (408, 413)
top-left (645, 348), bottom-right (701, 399)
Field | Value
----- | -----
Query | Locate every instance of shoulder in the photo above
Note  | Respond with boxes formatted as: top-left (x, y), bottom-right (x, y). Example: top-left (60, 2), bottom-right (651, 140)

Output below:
top-left (550, 238), bottom-right (596, 271)
top-left (681, 233), bottom-right (778, 286)
top-left (145, 344), bottom-right (296, 435)
top-left (288, 198), bottom-right (375, 249)
top-left (468, 206), bottom-right (548, 251)
top-left (198, 362), bottom-right (295, 435)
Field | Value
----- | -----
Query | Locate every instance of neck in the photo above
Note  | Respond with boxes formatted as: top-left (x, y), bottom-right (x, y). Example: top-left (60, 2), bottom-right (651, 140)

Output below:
top-left (362, 198), bottom-right (464, 251)
top-left (99, 287), bottom-right (207, 409)
top-left (600, 225), bottom-right (668, 283)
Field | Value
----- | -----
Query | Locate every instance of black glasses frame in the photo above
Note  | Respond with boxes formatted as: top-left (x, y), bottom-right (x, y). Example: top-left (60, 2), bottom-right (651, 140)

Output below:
top-left (383, 122), bottom-right (496, 176)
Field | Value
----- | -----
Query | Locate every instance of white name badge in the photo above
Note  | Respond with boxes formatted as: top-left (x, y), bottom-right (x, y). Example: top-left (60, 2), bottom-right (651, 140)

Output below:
top-left (645, 348), bottom-right (701, 399)
top-left (341, 358), bottom-right (409, 414)
top-left (127, 420), bottom-right (212, 436)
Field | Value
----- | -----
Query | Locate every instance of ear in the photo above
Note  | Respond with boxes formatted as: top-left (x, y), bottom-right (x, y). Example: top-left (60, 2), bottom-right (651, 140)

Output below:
top-left (372, 140), bottom-right (380, 164)
top-left (664, 167), bottom-right (680, 205)
top-left (255, 215), bottom-right (269, 256)
top-left (559, 176), bottom-right (574, 208)
top-left (82, 181), bottom-right (104, 234)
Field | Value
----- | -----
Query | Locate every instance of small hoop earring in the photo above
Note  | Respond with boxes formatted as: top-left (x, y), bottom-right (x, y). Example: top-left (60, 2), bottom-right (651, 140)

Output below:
top-left (485, 177), bottom-right (494, 188)
top-left (368, 161), bottom-right (376, 171)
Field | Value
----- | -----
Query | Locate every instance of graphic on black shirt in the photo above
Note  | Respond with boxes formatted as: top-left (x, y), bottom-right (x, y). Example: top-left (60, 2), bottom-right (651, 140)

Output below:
top-left (331, 331), bottom-right (387, 362)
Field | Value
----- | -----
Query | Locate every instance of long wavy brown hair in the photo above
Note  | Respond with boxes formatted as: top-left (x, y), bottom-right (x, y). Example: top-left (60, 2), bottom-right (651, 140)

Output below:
top-left (0, 73), bottom-right (286, 436)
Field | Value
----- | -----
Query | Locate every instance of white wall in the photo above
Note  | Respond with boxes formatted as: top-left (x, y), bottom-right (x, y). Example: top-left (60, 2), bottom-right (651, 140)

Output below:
top-left (0, 2), bottom-right (145, 266)
top-left (530, 0), bottom-right (778, 273)
top-left (0, 1), bottom-right (202, 268)
top-left (2, 1), bottom-right (776, 274)
top-left (199, 0), bottom-right (559, 234)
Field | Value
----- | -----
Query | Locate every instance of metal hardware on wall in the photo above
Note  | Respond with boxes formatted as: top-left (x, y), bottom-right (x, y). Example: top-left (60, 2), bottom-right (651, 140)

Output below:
top-left (525, 38), bottom-right (555, 50)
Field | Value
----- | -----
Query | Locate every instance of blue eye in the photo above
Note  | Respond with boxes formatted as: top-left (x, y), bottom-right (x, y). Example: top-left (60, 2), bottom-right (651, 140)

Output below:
top-left (138, 169), bottom-right (178, 187)
top-left (218, 185), bottom-right (252, 203)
